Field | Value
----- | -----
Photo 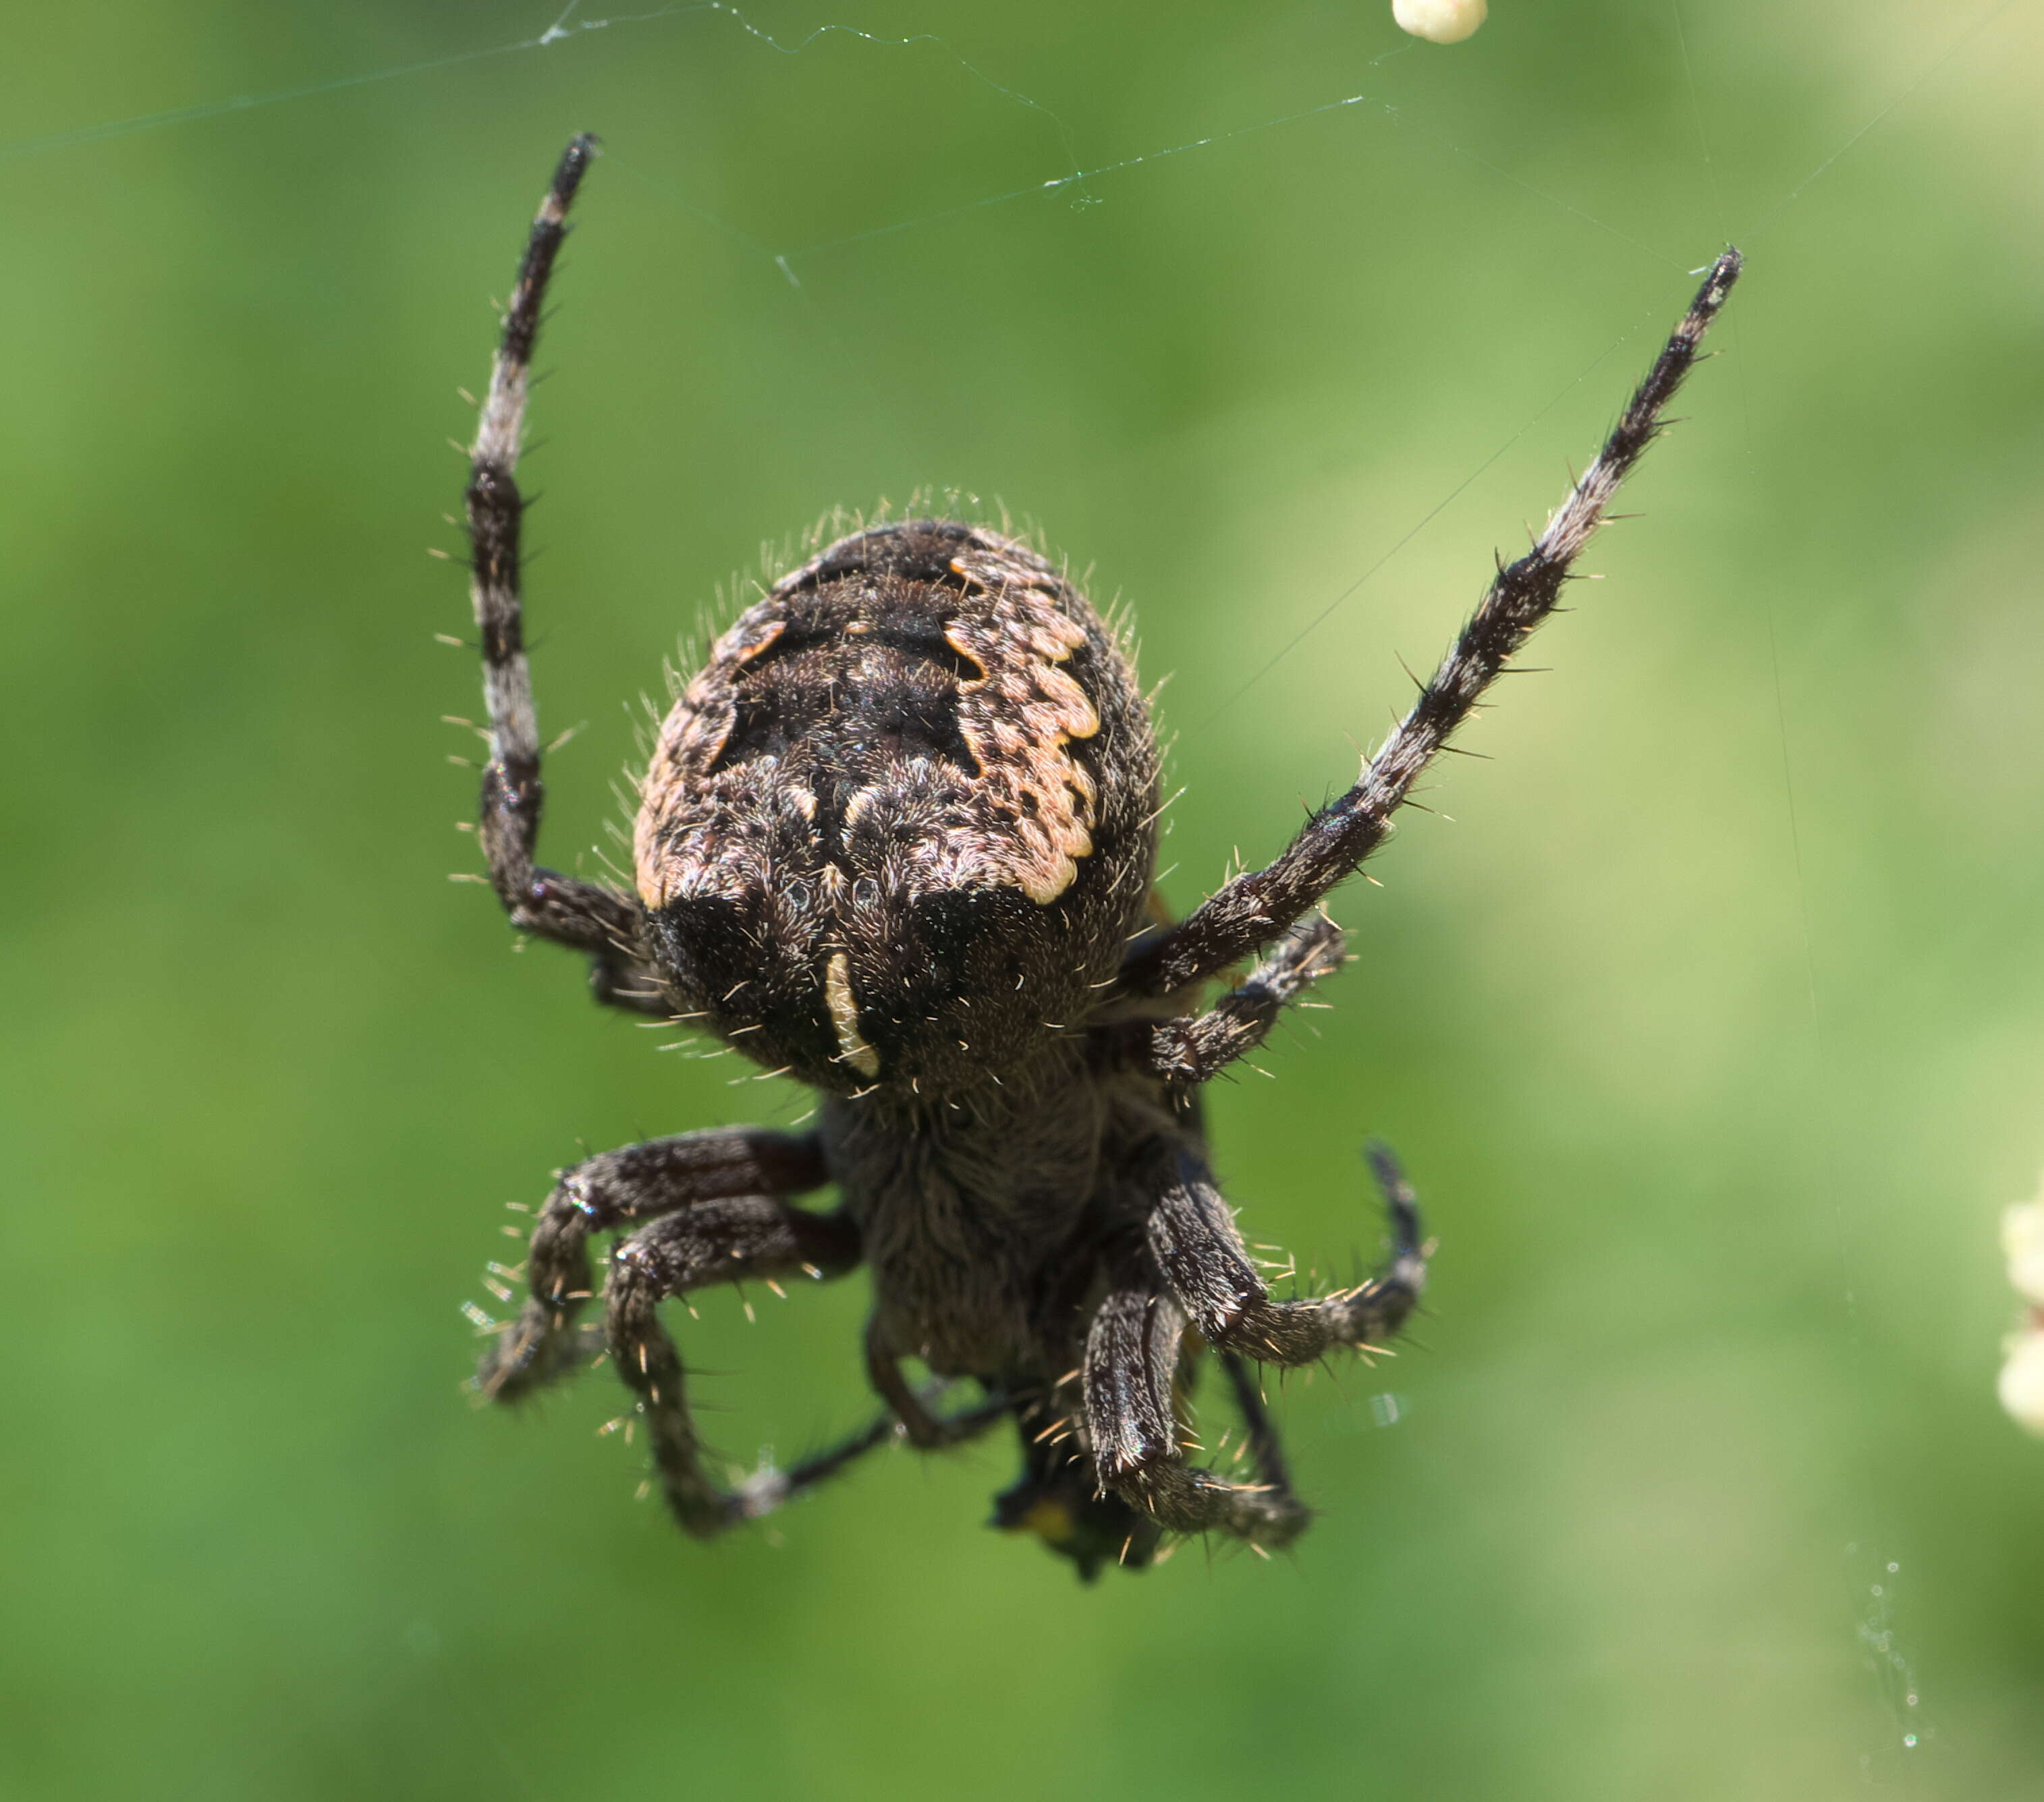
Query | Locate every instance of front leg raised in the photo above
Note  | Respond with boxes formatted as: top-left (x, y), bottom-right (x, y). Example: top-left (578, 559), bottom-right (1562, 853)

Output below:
top-left (462, 132), bottom-right (653, 988)
top-left (1113, 252), bottom-right (1741, 1001)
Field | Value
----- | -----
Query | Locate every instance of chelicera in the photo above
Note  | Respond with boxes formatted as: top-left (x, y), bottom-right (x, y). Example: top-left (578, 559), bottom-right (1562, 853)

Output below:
top-left (459, 134), bottom-right (1739, 1577)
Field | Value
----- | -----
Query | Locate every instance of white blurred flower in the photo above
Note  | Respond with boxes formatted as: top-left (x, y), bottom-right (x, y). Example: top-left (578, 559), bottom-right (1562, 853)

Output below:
top-left (2003, 1193), bottom-right (2044, 1307)
top-left (1997, 1327), bottom-right (2044, 1437)
top-left (1393, 0), bottom-right (1487, 46)
top-left (1996, 1181), bottom-right (2044, 1435)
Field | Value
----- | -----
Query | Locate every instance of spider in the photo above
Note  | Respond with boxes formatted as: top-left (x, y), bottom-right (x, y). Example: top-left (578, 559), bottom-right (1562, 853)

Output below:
top-left (459, 133), bottom-right (1740, 1578)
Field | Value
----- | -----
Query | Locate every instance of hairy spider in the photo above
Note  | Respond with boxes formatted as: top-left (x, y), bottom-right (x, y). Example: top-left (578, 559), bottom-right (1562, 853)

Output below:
top-left (458, 134), bottom-right (1740, 1578)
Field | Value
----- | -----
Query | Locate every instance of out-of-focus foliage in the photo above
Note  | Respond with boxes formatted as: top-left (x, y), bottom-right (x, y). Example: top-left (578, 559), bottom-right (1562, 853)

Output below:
top-left (3, 3), bottom-right (2039, 1796)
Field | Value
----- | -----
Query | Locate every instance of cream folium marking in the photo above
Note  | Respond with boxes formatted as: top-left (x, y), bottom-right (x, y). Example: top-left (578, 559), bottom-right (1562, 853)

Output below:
top-left (825, 951), bottom-right (881, 1078)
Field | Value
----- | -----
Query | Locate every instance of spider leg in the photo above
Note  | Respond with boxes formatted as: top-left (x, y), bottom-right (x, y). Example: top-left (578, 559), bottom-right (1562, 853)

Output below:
top-left (1147, 1142), bottom-right (1427, 1368)
top-left (1217, 1349), bottom-right (1298, 1500)
top-left (864, 1315), bottom-right (990, 1448)
top-left (991, 1394), bottom-right (1165, 1579)
top-left (587, 945), bottom-right (676, 1017)
top-left (1083, 1149), bottom-right (1423, 1550)
top-left (745, 1391), bottom-right (1012, 1523)
top-left (1098, 913), bottom-right (1345, 1086)
top-left (607, 1202), bottom-right (992, 1538)
top-left (1082, 1279), bottom-right (1310, 1550)
top-left (462, 132), bottom-right (651, 978)
top-left (1113, 252), bottom-right (1742, 1001)
top-left (475, 1125), bottom-right (831, 1403)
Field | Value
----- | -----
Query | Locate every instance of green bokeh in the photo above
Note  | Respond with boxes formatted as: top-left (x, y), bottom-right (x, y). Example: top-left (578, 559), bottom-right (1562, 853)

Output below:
top-left (4, 3), bottom-right (2041, 1797)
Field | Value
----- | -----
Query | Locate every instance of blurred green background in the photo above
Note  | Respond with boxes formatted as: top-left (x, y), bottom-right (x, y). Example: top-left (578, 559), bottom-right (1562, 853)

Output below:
top-left (3, 1), bottom-right (2040, 1796)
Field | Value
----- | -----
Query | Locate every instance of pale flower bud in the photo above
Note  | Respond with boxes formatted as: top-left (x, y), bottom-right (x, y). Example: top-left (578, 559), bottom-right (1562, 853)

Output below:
top-left (2004, 1195), bottom-right (2044, 1307)
top-left (1393, 0), bottom-right (1487, 45)
top-left (1997, 1328), bottom-right (2044, 1437)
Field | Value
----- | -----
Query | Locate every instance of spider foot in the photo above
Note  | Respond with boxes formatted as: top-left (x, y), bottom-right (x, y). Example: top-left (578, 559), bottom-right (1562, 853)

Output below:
top-left (472, 1310), bottom-right (603, 1404)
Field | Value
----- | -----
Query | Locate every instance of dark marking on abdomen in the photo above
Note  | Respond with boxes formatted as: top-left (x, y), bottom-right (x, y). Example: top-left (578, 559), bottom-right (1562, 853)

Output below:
top-left (715, 573), bottom-right (983, 838)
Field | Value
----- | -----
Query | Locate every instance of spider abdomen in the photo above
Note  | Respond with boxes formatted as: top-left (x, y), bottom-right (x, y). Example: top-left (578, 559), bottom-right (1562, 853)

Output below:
top-left (634, 521), bottom-right (1161, 1096)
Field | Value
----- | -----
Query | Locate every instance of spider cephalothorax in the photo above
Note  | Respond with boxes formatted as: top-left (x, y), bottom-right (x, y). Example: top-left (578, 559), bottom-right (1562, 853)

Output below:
top-left (458, 134), bottom-right (1740, 1578)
